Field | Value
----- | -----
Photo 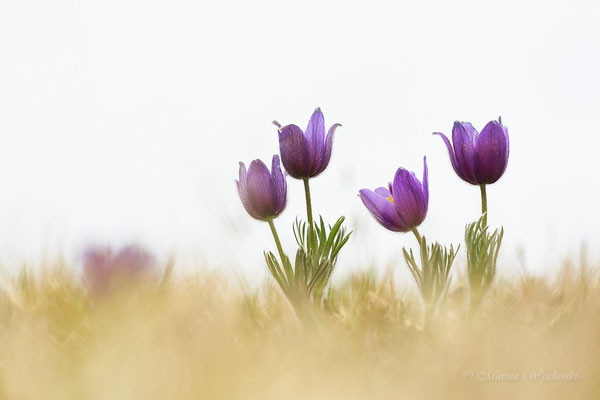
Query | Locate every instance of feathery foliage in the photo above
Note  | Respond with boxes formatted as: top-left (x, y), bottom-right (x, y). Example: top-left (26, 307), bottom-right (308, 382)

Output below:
top-left (403, 236), bottom-right (459, 316)
top-left (465, 214), bottom-right (504, 314)
top-left (264, 216), bottom-right (351, 307)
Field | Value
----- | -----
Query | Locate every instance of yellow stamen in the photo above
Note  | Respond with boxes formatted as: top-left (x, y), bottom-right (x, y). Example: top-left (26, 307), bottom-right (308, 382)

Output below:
top-left (386, 195), bottom-right (394, 204)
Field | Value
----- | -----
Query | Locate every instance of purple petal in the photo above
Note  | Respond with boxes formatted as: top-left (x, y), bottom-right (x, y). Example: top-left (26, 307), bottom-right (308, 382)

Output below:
top-left (270, 155), bottom-right (287, 215)
top-left (83, 244), bottom-right (155, 294)
top-left (237, 161), bottom-right (247, 186)
top-left (278, 124), bottom-right (310, 179)
top-left (374, 186), bottom-right (391, 197)
top-left (244, 159), bottom-right (275, 220)
top-left (315, 123), bottom-right (341, 176)
top-left (83, 246), bottom-right (112, 269)
top-left (236, 162), bottom-right (249, 211)
top-left (421, 156), bottom-right (429, 215)
top-left (433, 131), bottom-right (461, 180)
top-left (451, 121), bottom-right (478, 184)
top-left (359, 189), bottom-right (409, 232)
top-left (474, 120), bottom-right (510, 184)
top-left (236, 162), bottom-right (261, 220)
top-left (391, 167), bottom-right (427, 229)
top-left (306, 108), bottom-right (325, 174)
top-left (237, 181), bottom-right (261, 220)
top-left (114, 244), bottom-right (154, 275)
top-left (82, 246), bottom-right (113, 288)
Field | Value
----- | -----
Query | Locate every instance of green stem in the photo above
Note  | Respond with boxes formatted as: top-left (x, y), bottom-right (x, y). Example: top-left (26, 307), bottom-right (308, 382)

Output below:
top-left (411, 227), bottom-right (422, 246)
top-left (480, 184), bottom-right (488, 227)
top-left (267, 218), bottom-right (286, 264)
top-left (303, 178), bottom-right (313, 228)
top-left (303, 177), bottom-right (317, 253)
top-left (411, 226), bottom-right (433, 328)
top-left (411, 227), bottom-right (425, 298)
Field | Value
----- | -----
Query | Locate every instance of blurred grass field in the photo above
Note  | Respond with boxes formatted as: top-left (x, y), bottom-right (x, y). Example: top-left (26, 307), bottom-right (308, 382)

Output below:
top-left (0, 259), bottom-right (598, 400)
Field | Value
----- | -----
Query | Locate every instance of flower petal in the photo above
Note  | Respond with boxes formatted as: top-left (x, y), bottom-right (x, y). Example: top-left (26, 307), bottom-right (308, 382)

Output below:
top-left (451, 121), bottom-right (478, 184)
top-left (374, 186), bottom-right (391, 197)
top-left (237, 161), bottom-right (260, 220)
top-left (244, 159), bottom-right (276, 220)
top-left (421, 156), bottom-right (429, 217)
top-left (237, 161), bottom-right (247, 185)
top-left (114, 244), bottom-right (154, 275)
top-left (359, 189), bottom-right (409, 232)
top-left (82, 246), bottom-right (114, 292)
top-left (270, 155), bottom-right (287, 215)
top-left (278, 124), bottom-right (310, 178)
top-left (474, 120), bottom-right (510, 184)
top-left (315, 123), bottom-right (341, 176)
top-left (433, 131), bottom-right (461, 180)
top-left (391, 166), bottom-right (427, 229)
top-left (306, 107), bottom-right (326, 174)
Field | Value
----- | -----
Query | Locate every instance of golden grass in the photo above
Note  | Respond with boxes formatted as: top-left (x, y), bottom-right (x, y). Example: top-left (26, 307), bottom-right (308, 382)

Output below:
top-left (0, 263), bottom-right (598, 399)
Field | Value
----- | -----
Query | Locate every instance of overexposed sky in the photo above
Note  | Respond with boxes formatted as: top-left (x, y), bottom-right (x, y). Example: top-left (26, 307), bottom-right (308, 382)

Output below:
top-left (0, 0), bottom-right (599, 280)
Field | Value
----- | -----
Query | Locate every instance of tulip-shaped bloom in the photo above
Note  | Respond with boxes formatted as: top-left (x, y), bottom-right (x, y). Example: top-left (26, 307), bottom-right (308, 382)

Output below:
top-left (359, 157), bottom-right (429, 232)
top-left (236, 155), bottom-right (287, 221)
top-left (434, 119), bottom-right (509, 185)
top-left (83, 244), bottom-right (156, 294)
top-left (276, 107), bottom-right (341, 179)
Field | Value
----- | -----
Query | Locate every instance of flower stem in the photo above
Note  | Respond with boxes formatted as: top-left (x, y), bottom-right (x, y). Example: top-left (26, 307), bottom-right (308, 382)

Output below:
top-left (411, 227), bottom-right (422, 246)
top-left (302, 178), bottom-right (314, 228)
top-left (410, 226), bottom-right (433, 328)
top-left (480, 184), bottom-right (488, 227)
top-left (267, 218), bottom-right (286, 263)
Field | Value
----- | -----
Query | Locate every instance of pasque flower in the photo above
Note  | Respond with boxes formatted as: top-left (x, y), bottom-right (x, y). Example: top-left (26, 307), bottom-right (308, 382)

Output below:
top-left (275, 107), bottom-right (341, 179)
top-left (83, 244), bottom-right (156, 294)
top-left (236, 155), bottom-right (287, 221)
top-left (434, 119), bottom-right (509, 185)
top-left (359, 157), bottom-right (429, 232)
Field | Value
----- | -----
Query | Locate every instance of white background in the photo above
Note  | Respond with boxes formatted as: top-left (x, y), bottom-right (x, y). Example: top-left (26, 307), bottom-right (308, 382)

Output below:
top-left (0, 0), bottom-right (599, 282)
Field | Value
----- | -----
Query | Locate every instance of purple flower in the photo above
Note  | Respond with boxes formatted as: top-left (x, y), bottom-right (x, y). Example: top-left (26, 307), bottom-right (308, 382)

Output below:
top-left (359, 157), bottom-right (429, 232)
top-left (434, 119), bottom-right (509, 185)
top-left (276, 107), bottom-right (341, 179)
top-left (83, 244), bottom-right (155, 294)
top-left (236, 155), bottom-right (287, 221)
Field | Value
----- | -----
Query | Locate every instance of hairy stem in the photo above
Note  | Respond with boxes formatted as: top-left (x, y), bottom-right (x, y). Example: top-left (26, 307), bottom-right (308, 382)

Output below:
top-left (411, 227), bottom-right (422, 246)
top-left (303, 177), bottom-right (317, 253)
top-left (267, 218), bottom-right (286, 264)
top-left (480, 184), bottom-right (488, 227)
top-left (411, 226), bottom-right (433, 328)
top-left (303, 178), bottom-right (314, 228)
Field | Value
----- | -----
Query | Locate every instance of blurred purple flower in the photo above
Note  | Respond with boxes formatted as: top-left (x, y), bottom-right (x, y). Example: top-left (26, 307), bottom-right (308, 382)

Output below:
top-left (83, 244), bottom-right (155, 293)
top-left (434, 119), bottom-right (509, 185)
top-left (276, 107), bottom-right (341, 179)
top-left (236, 155), bottom-right (287, 221)
top-left (359, 157), bottom-right (429, 232)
